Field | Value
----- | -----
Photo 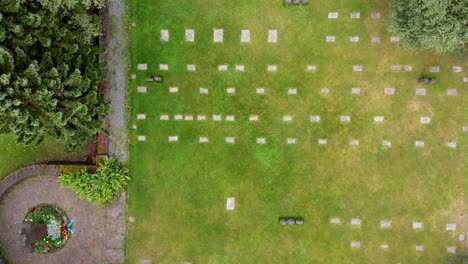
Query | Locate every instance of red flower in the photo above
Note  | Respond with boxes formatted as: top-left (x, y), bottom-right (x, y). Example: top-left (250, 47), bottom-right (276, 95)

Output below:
top-left (34, 207), bottom-right (40, 212)
top-left (45, 243), bottom-right (50, 248)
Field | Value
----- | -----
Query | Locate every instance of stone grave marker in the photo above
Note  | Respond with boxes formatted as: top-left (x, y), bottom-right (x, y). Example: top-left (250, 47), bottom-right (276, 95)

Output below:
top-left (391, 65), bottom-right (402, 71)
top-left (384, 88), bottom-right (395, 95)
top-left (241, 30), bottom-right (250, 43)
top-left (321, 88), bottom-right (330, 94)
top-left (288, 88), bottom-right (297, 95)
top-left (350, 36), bottom-right (359, 42)
top-left (459, 235), bottom-right (465, 241)
top-left (187, 64), bottom-right (196, 71)
top-left (341, 116), bottom-right (351, 123)
top-left (330, 218), bottom-right (340, 224)
top-left (160, 115), bottom-right (169, 121)
top-left (256, 138), bottom-right (266, 144)
top-left (184, 115), bottom-right (193, 121)
top-left (197, 115), bottom-right (206, 121)
top-left (318, 139), bottom-right (327, 145)
top-left (169, 87), bottom-right (178, 93)
top-left (131, 74), bottom-right (136, 80)
top-left (404, 65), bottom-right (413, 71)
top-left (447, 247), bottom-right (456, 254)
top-left (350, 12), bottom-right (360, 19)
top-left (137, 114), bottom-right (146, 120)
top-left (310, 116), bottom-right (320, 122)
top-left (168, 136), bottom-right (178, 142)
top-left (226, 137), bottom-right (235, 144)
top-left (214, 29), bottom-right (223, 42)
top-left (351, 88), bottom-right (361, 94)
top-left (446, 223), bottom-right (456, 231)
top-left (199, 137), bottom-right (208, 143)
top-left (226, 197), bottom-right (235, 210)
top-left (137, 86), bottom-right (147, 93)
top-left (383, 140), bottom-right (392, 147)
top-left (159, 64), bottom-right (168, 70)
top-left (381, 244), bottom-right (389, 250)
top-left (349, 139), bottom-right (359, 146)
top-left (415, 88), bottom-right (426, 96)
top-left (420, 117), bottom-right (431, 124)
top-left (415, 141), bottom-right (425, 147)
top-left (174, 115), bottom-right (183, 120)
top-left (213, 115), bottom-right (222, 121)
top-left (160, 30), bottom-right (169, 42)
top-left (235, 65), bottom-right (245, 71)
top-left (249, 116), bottom-right (259, 121)
top-left (226, 115), bottom-right (235, 121)
top-left (307, 65), bottom-right (317, 71)
top-left (283, 115), bottom-right (293, 122)
top-left (447, 142), bottom-right (457, 149)
top-left (185, 29), bottom-right (195, 42)
top-left (380, 220), bottom-right (392, 228)
top-left (447, 89), bottom-right (457, 96)
top-left (268, 30), bottom-right (278, 43)
top-left (326, 36), bottom-right (336, 42)
top-left (328, 12), bottom-right (338, 19)
top-left (227, 87), bottom-right (236, 94)
top-left (416, 245), bottom-right (424, 251)
top-left (137, 136), bottom-right (146, 142)
top-left (390, 36), bottom-right (400, 43)
top-left (412, 222), bottom-right (423, 229)
top-left (137, 64), bottom-right (147, 70)
top-left (218, 65), bottom-right (228, 71)
top-left (353, 65), bottom-right (363, 72)
top-left (256, 88), bottom-right (265, 94)
top-left (287, 138), bottom-right (297, 144)
top-left (371, 12), bottom-right (381, 19)
top-left (351, 241), bottom-right (361, 248)
top-left (268, 65), bottom-right (277, 72)
top-left (429, 66), bottom-right (440, 73)
top-left (452, 66), bottom-right (462, 73)
top-left (351, 218), bottom-right (361, 226)
top-left (371, 36), bottom-right (381, 43)
top-left (200, 88), bottom-right (209, 94)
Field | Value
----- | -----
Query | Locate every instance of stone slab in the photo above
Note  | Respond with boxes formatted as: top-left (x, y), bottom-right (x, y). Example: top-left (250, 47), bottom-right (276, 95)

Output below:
top-left (351, 241), bottom-right (361, 248)
top-left (159, 64), bottom-right (168, 70)
top-left (160, 30), bottom-right (169, 42)
top-left (310, 116), bottom-right (320, 122)
top-left (169, 87), bottom-right (178, 93)
top-left (187, 64), bottom-right (196, 71)
top-left (390, 36), bottom-right (400, 43)
top-left (137, 86), bottom-right (147, 93)
top-left (214, 29), bottom-right (223, 42)
top-left (326, 36), bottom-right (336, 42)
top-left (446, 223), bottom-right (456, 231)
top-left (384, 88), bottom-right (395, 95)
top-left (412, 222), bottom-right (423, 229)
top-left (350, 12), bottom-right (360, 19)
top-left (268, 30), bottom-right (278, 43)
top-left (267, 65), bottom-right (277, 72)
top-left (241, 30), bottom-right (250, 42)
top-left (227, 87), bottom-right (236, 94)
top-left (249, 116), bottom-right (258, 121)
top-left (168, 136), bottom-right (178, 142)
top-left (350, 36), bottom-right (359, 42)
top-left (371, 12), bottom-right (381, 19)
top-left (353, 65), bottom-right (363, 72)
top-left (200, 88), bottom-right (209, 94)
top-left (328, 12), bottom-right (338, 19)
top-left (415, 88), bottom-right (426, 96)
top-left (283, 115), bottom-right (293, 122)
top-left (287, 138), bottom-right (297, 144)
top-left (447, 142), bottom-right (457, 149)
top-left (226, 137), bottom-right (235, 143)
top-left (415, 141), bottom-right (425, 147)
top-left (137, 64), bottom-right (147, 70)
top-left (429, 66), bottom-right (440, 73)
top-left (185, 29), bottom-right (195, 42)
top-left (340, 116), bottom-right (351, 122)
top-left (307, 65), bottom-right (317, 71)
top-left (371, 36), bottom-right (380, 43)
top-left (199, 137), bottom-right (208, 143)
top-left (330, 217), bottom-right (340, 224)
top-left (288, 88), bottom-right (297, 95)
top-left (256, 138), bottom-right (266, 144)
top-left (226, 197), bottom-right (235, 210)
top-left (236, 65), bottom-right (245, 71)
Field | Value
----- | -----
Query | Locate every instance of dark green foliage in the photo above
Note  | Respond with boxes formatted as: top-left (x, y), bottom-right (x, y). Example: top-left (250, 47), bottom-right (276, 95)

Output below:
top-left (0, 0), bottom-right (109, 152)
top-left (58, 158), bottom-right (130, 207)
top-left (390, 0), bottom-right (467, 53)
top-left (24, 206), bottom-right (62, 224)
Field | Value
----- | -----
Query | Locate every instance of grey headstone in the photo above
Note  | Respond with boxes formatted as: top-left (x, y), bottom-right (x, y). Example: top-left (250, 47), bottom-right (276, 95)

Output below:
top-left (137, 86), bottom-right (147, 93)
top-left (380, 220), bottom-right (391, 228)
top-left (412, 222), bottom-right (423, 229)
top-left (267, 65), bottom-right (277, 72)
top-left (330, 217), bottom-right (340, 224)
top-left (256, 88), bottom-right (265, 94)
top-left (256, 138), bottom-right (266, 144)
top-left (404, 65), bottom-right (413, 71)
top-left (213, 115), bottom-right (222, 121)
top-left (199, 137), bottom-right (208, 143)
top-left (350, 36), bottom-right (359, 42)
top-left (447, 142), bottom-right (457, 149)
top-left (374, 116), bottom-right (384, 123)
top-left (371, 12), bottom-right (381, 19)
top-left (415, 141), bottom-right (425, 147)
top-left (310, 115), bottom-right (320, 122)
top-left (200, 88), bottom-right (209, 94)
top-left (351, 88), bottom-right (361, 94)
top-left (213, 29), bottom-right (223, 42)
top-left (226, 87), bottom-right (235, 94)
top-left (383, 140), bottom-right (392, 147)
top-left (197, 115), bottom-right (206, 121)
top-left (235, 65), bottom-right (245, 71)
top-left (287, 138), bottom-right (297, 144)
top-left (416, 245), bottom-right (424, 251)
top-left (391, 65), bottom-right (402, 71)
top-left (326, 36), bottom-right (336, 42)
top-left (349, 139), bottom-right (359, 146)
top-left (168, 136), bottom-right (178, 142)
top-left (174, 115), bottom-right (183, 120)
top-left (415, 88), bottom-right (426, 96)
top-left (131, 74), bottom-right (136, 80)
top-left (350, 12), bottom-right (360, 19)
top-left (390, 36), bottom-right (400, 43)
top-left (137, 135), bottom-right (146, 142)
top-left (381, 244), bottom-right (389, 249)
top-left (328, 12), bottom-right (338, 19)
top-left (159, 64), bottom-right (169, 70)
top-left (226, 115), bottom-right (235, 121)
top-left (420, 117), bottom-right (431, 124)
top-left (340, 116), bottom-right (351, 123)
top-left (160, 30), bottom-right (169, 42)
top-left (218, 65), bottom-right (228, 71)
top-left (137, 114), bottom-right (146, 120)
top-left (321, 88), bottom-right (330, 94)
top-left (241, 30), bottom-right (250, 43)
top-left (185, 29), bottom-right (195, 42)
top-left (249, 116), bottom-right (259, 121)
top-left (288, 88), bottom-right (297, 95)
top-left (225, 137), bottom-right (235, 144)
top-left (268, 30), bottom-right (278, 43)
top-left (307, 65), bottom-right (317, 71)
top-left (429, 66), bottom-right (440, 73)
top-left (283, 115), bottom-right (293, 122)
top-left (452, 66), bottom-right (462, 73)
top-left (384, 88), bottom-right (395, 95)
top-left (371, 36), bottom-right (381, 43)
top-left (137, 64), bottom-right (147, 70)
top-left (318, 139), bottom-right (327, 145)
top-left (447, 89), bottom-right (457, 96)
top-left (351, 241), bottom-right (361, 248)
top-left (353, 65), bottom-right (363, 72)
top-left (187, 64), bottom-right (196, 71)
top-left (351, 218), bottom-right (361, 226)
top-left (447, 247), bottom-right (456, 254)
top-left (169, 87), bottom-right (178, 93)
top-left (446, 223), bottom-right (456, 231)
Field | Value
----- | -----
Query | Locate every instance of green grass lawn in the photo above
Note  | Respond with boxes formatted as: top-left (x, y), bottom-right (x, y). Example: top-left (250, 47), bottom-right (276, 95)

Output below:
top-left (0, 135), bottom-right (86, 180)
top-left (127, 0), bottom-right (467, 263)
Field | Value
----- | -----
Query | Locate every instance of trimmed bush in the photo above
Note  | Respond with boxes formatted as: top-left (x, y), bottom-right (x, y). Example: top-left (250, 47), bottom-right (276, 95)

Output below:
top-left (58, 158), bottom-right (130, 207)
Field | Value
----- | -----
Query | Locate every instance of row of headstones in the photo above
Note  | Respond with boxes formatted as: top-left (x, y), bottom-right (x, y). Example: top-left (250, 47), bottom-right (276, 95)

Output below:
top-left (136, 63), bottom-right (463, 73)
top-left (330, 218), bottom-right (460, 231)
top-left (138, 114), bottom-right (439, 125)
top-left (348, 242), bottom-right (458, 253)
top-left (135, 136), bottom-right (458, 148)
top-left (152, 87), bottom-right (459, 96)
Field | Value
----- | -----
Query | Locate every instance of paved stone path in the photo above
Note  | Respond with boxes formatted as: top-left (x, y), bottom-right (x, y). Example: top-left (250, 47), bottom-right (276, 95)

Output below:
top-left (0, 172), bottom-right (125, 263)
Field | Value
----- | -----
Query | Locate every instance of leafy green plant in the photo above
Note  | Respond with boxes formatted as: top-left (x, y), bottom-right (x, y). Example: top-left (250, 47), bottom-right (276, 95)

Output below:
top-left (24, 206), bottom-right (62, 224)
top-left (58, 158), bottom-right (130, 207)
top-left (34, 235), bottom-right (63, 253)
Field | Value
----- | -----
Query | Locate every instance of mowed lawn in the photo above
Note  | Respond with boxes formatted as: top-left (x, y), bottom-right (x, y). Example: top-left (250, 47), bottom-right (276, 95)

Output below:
top-left (0, 135), bottom-right (86, 180)
top-left (127, 0), bottom-right (467, 263)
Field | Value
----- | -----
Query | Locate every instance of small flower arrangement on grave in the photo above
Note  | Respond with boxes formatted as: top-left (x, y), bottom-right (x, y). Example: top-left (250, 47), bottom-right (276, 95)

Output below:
top-left (23, 205), bottom-right (70, 253)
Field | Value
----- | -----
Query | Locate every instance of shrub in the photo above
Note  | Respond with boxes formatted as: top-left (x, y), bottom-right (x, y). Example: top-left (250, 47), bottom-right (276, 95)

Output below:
top-left (58, 158), bottom-right (130, 207)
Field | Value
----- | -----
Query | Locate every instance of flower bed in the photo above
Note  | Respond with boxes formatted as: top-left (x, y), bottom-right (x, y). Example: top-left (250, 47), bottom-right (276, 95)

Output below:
top-left (23, 205), bottom-right (70, 253)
